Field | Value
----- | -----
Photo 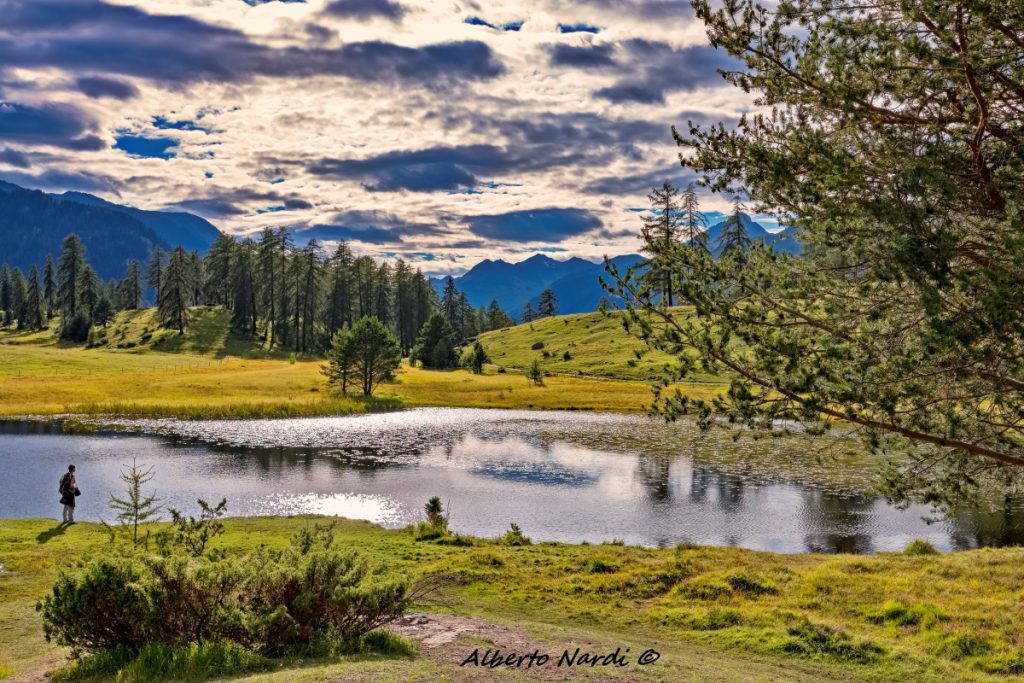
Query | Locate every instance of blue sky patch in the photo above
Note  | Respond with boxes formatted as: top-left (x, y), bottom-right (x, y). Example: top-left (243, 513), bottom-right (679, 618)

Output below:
top-left (113, 135), bottom-right (177, 159)
top-left (153, 116), bottom-right (212, 133)
top-left (558, 23), bottom-right (600, 34)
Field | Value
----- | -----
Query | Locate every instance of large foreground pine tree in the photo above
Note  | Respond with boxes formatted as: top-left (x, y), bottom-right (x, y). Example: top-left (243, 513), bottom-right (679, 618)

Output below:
top-left (611, 0), bottom-right (1024, 509)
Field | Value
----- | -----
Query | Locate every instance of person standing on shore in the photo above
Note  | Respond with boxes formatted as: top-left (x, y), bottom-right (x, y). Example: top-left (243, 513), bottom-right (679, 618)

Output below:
top-left (59, 464), bottom-right (79, 524)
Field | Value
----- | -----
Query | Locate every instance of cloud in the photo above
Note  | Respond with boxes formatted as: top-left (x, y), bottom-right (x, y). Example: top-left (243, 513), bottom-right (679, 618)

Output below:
top-left (548, 44), bottom-right (616, 69)
top-left (0, 101), bottom-right (104, 150)
top-left (464, 208), bottom-right (603, 242)
top-left (0, 1), bottom-right (502, 89)
top-left (0, 148), bottom-right (31, 168)
top-left (75, 75), bottom-right (139, 100)
top-left (0, 169), bottom-right (115, 193)
top-left (292, 210), bottom-right (440, 244)
top-left (307, 141), bottom-right (591, 192)
top-left (579, 0), bottom-right (694, 20)
top-left (323, 0), bottom-right (406, 22)
top-left (594, 41), bottom-right (738, 104)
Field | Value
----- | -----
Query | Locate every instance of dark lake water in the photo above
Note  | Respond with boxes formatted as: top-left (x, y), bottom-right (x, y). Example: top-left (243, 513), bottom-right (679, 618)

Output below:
top-left (2, 409), bottom-right (1021, 553)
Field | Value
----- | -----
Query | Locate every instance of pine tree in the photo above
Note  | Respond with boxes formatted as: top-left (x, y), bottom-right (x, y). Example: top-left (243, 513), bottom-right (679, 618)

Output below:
top-left (680, 184), bottom-right (710, 253)
top-left (9, 268), bottom-right (26, 326)
top-left (466, 341), bottom-right (489, 374)
top-left (0, 265), bottom-right (11, 325)
top-left (188, 251), bottom-right (203, 306)
top-left (485, 299), bottom-right (512, 330)
top-left (76, 265), bottom-right (99, 321)
top-left (440, 277), bottom-right (459, 329)
top-left (522, 301), bottom-right (536, 323)
top-left (297, 240), bottom-right (323, 353)
top-left (92, 292), bottom-right (114, 327)
top-left (537, 288), bottom-right (557, 317)
top-left (256, 227), bottom-right (280, 346)
top-left (21, 266), bottom-right (46, 330)
top-left (145, 247), bottom-right (166, 303)
top-left (340, 316), bottom-right (401, 396)
top-left (393, 259), bottom-right (416, 355)
top-left (274, 228), bottom-right (295, 347)
top-left (326, 242), bottom-right (353, 335)
top-left (107, 459), bottom-right (161, 546)
top-left (57, 234), bottom-right (85, 335)
top-left (411, 313), bottom-right (458, 369)
top-left (323, 324), bottom-right (354, 394)
top-left (716, 196), bottom-right (751, 258)
top-left (455, 291), bottom-right (472, 337)
top-left (231, 238), bottom-right (257, 335)
top-left (118, 260), bottom-right (143, 310)
top-left (157, 246), bottom-right (192, 333)
top-left (43, 254), bottom-right (56, 318)
top-left (203, 233), bottom-right (235, 307)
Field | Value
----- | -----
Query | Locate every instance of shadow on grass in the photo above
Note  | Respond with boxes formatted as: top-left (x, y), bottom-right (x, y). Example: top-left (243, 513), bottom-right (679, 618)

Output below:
top-left (36, 522), bottom-right (69, 544)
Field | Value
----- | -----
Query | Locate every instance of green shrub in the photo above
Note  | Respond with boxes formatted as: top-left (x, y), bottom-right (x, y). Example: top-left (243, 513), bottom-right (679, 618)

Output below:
top-left (526, 359), bottom-right (544, 386)
top-left (499, 523), bottom-right (532, 546)
top-left (38, 555), bottom-right (161, 655)
top-left (38, 541), bottom-right (411, 659)
top-left (61, 310), bottom-right (92, 343)
top-left (904, 539), bottom-right (940, 555)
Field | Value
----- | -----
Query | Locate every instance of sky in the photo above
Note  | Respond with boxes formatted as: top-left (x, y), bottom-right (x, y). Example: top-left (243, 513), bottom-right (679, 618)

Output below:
top-left (0, 0), bottom-right (758, 275)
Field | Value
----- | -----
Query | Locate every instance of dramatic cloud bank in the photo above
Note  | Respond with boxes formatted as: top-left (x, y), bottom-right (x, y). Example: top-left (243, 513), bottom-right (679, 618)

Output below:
top-left (0, 0), bottom-right (753, 274)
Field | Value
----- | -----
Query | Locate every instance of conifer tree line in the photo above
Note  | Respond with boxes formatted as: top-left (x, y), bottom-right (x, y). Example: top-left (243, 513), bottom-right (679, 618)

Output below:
top-left (0, 228), bottom-right (516, 354)
top-left (635, 180), bottom-right (748, 305)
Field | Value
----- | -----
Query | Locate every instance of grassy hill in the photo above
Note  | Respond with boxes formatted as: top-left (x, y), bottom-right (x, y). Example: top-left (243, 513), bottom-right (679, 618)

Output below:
top-left (477, 308), bottom-right (722, 383)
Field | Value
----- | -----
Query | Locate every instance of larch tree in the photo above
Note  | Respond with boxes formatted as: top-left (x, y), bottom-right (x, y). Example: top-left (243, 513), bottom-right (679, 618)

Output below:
top-left (640, 181), bottom-right (683, 305)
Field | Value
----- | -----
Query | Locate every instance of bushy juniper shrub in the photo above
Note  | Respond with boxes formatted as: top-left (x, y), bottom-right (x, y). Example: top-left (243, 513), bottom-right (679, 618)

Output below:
top-left (37, 529), bottom-right (411, 660)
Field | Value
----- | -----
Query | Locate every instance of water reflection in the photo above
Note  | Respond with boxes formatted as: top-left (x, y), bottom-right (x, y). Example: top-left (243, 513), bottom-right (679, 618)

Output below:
top-left (2, 410), bottom-right (1024, 553)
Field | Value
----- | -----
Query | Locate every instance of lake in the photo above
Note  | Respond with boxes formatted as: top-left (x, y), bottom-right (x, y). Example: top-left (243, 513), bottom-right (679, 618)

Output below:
top-left (2, 408), bottom-right (1021, 553)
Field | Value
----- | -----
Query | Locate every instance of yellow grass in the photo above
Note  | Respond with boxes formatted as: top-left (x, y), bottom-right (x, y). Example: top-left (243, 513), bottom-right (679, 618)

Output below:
top-left (0, 306), bottom-right (718, 417)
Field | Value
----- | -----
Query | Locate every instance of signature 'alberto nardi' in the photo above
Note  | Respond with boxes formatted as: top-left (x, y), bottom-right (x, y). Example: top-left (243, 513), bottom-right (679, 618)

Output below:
top-left (460, 646), bottom-right (661, 669)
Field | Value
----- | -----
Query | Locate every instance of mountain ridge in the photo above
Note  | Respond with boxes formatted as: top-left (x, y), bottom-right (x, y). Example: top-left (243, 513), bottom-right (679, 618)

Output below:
top-left (0, 180), bottom-right (221, 281)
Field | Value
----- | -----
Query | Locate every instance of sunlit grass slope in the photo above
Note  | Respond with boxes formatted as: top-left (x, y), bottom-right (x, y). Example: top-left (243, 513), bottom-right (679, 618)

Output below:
top-left (2, 517), bottom-right (1023, 682)
top-left (477, 308), bottom-right (724, 383)
top-left (0, 307), bottom-right (690, 417)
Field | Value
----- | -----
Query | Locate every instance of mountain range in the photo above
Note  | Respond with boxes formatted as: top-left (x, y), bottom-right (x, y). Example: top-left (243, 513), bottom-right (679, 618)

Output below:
top-left (0, 180), bottom-right (220, 280)
top-left (435, 213), bottom-right (800, 316)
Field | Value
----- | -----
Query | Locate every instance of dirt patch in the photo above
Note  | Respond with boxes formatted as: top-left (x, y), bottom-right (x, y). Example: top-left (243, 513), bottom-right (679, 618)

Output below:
top-left (390, 612), bottom-right (649, 681)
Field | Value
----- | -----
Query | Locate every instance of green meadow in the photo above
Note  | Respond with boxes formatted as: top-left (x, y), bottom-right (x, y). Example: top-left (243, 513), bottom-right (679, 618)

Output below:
top-left (0, 307), bottom-right (720, 418)
top-left (1, 517), bottom-right (1023, 682)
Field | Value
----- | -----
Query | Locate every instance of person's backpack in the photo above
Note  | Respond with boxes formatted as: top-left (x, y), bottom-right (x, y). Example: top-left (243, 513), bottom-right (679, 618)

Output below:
top-left (58, 473), bottom-right (68, 495)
